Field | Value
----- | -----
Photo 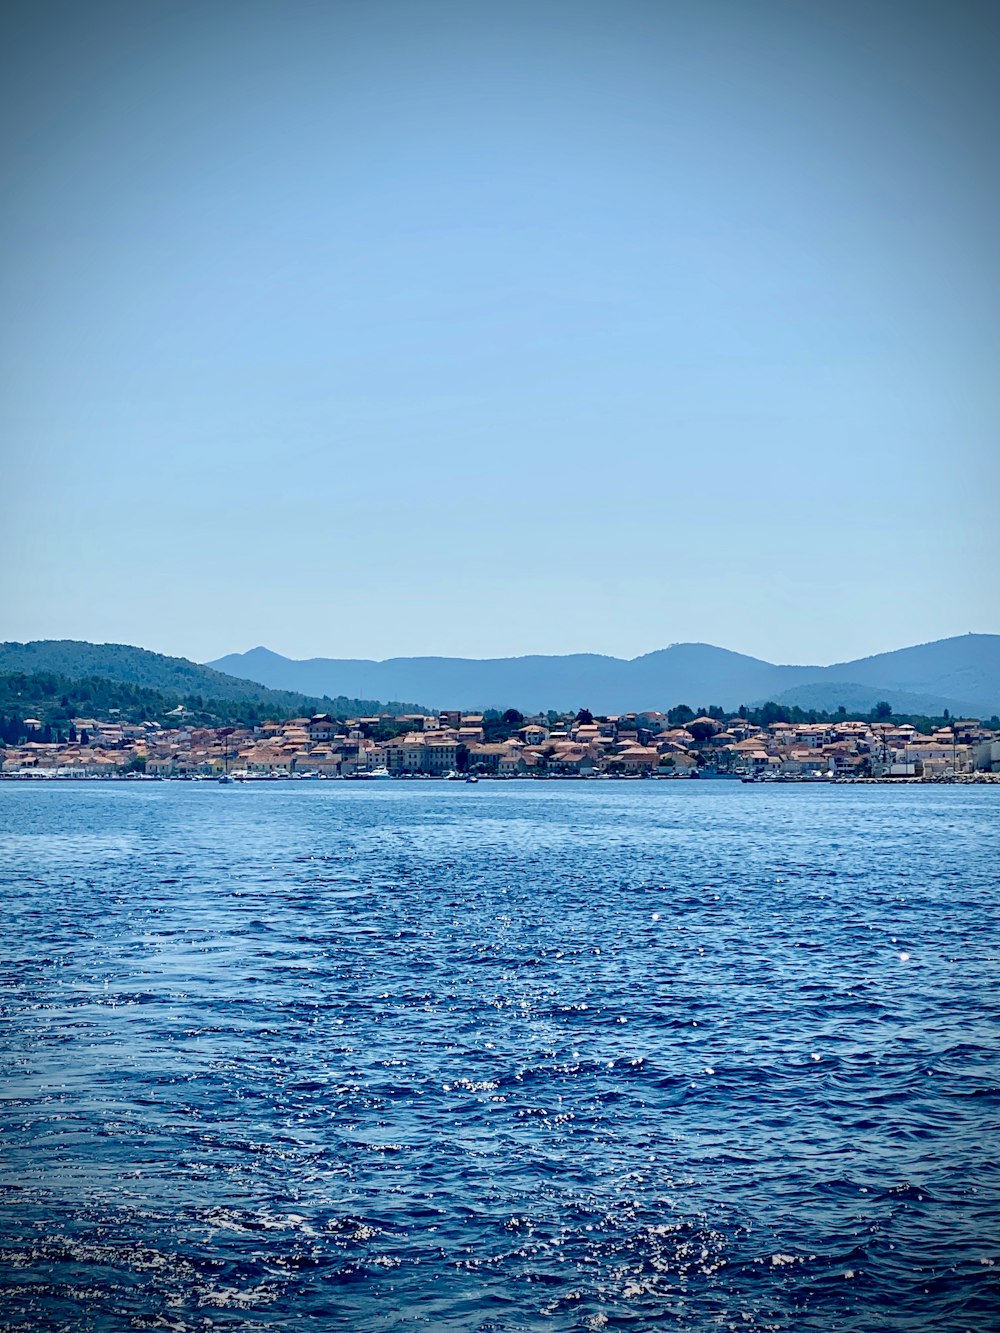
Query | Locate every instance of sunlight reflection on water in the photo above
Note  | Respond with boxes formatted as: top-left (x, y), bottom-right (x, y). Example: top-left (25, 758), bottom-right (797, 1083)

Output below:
top-left (1, 780), bottom-right (998, 1331)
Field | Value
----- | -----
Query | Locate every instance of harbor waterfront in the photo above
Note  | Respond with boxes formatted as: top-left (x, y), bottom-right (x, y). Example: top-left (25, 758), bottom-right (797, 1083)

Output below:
top-left (1, 780), bottom-right (998, 1331)
top-left (4, 707), bottom-right (999, 781)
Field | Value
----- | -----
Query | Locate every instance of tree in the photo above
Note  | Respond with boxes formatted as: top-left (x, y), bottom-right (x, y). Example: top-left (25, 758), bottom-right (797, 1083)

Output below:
top-left (873, 701), bottom-right (893, 721)
top-left (576, 708), bottom-right (593, 725)
top-left (756, 701), bottom-right (791, 727)
top-left (667, 704), bottom-right (695, 728)
top-left (687, 718), bottom-right (718, 744)
top-left (501, 709), bottom-right (524, 727)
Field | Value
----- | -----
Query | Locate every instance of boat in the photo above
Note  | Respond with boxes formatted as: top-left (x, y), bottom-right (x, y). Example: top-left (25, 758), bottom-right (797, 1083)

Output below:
top-left (218, 731), bottom-right (234, 783)
top-left (465, 774), bottom-right (479, 783)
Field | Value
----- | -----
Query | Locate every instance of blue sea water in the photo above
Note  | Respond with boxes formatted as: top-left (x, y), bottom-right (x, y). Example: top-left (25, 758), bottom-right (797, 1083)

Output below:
top-left (0, 779), bottom-right (998, 1332)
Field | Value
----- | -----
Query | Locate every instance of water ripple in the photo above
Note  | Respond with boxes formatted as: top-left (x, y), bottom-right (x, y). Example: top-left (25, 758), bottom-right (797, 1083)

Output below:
top-left (1, 780), bottom-right (998, 1330)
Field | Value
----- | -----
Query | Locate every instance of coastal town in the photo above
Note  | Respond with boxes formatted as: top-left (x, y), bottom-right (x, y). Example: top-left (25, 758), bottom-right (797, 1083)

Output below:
top-left (3, 706), bottom-right (999, 781)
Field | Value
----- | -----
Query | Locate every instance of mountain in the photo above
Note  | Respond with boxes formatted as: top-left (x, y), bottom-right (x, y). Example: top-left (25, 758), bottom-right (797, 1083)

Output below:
top-left (209, 635), bottom-right (1000, 716)
top-left (0, 641), bottom-right (424, 718)
top-left (208, 643), bottom-right (809, 714)
top-left (6, 634), bottom-right (994, 721)
top-left (812, 635), bottom-right (999, 707)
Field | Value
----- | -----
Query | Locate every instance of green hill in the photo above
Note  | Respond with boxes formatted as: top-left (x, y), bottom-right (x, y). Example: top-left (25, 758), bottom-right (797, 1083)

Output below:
top-left (0, 671), bottom-right (202, 741)
top-left (0, 639), bottom-right (308, 704)
top-left (0, 641), bottom-right (425, 723)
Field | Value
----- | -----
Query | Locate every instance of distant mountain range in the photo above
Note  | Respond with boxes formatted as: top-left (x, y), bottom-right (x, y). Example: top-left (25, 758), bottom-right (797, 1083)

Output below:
top-left (3, 635), bottom-right (996, 721)
top-left (210, 635), bottom-right (1000, 717)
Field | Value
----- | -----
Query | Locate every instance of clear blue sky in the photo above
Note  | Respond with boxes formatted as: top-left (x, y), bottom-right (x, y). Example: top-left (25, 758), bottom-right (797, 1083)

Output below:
top-left (3, 0), bottom-right (997, 666)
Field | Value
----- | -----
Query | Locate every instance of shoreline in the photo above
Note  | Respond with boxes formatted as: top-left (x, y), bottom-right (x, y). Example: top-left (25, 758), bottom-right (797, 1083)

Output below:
top-left (2, 773), bottom-right (997, 786)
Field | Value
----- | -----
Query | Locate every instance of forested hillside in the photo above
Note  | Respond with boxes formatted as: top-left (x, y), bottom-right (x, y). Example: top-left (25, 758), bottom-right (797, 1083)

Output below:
top-left (0, 641), bottom-right (424, 718)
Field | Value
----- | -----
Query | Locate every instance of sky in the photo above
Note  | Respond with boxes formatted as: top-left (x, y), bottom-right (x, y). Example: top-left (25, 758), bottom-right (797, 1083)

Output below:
top-left (2, 0), bottom-right (998, 667)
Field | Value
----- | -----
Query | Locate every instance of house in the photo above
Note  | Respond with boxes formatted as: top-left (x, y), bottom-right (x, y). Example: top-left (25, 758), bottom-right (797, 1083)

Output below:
top-left (616, 746), bottom-right (659, 774)
top-left (779, 749), bottom-right (829, 777)
top-left (740, 749), bottom-right (774, 774)
top-left (571, 723), bottom-right (601, 745)
top-left (520, 747), bottom-right (547, 772)
top-left (520, 723), bottom-right (549, 746)
top-left (307, 715), bottom-right (337, 742)
top-left (303, 747), bottom-right (342, 775)
top-left (385, 735), bottom-right (427, 774)
top-left (827, 751), bottom-right (866, 777)
top-left (663, 750), bottom-right (697, 772)
top-left (790, 724), bottom-right (829, 749)
top-left (397, 714), bottom-right (432, 732)
top-left (973, 740), bottom-right (1000, 772)
top-left (245, 748), bottom-right (293, 775)
top-left (906, 741), bottom-right (971, 777)
top-left (547, 744), bottom-right (600, 776)
top-left (422, 736), bottom-right (459, 774)
top-left (498, 747), bottom-right (527, 777)
top-left (661, 728), bottom-right (694, 746)
top-left (731, 738), bottom-right (769, 766)
top-left (468, 743), bottom-right (507, 774)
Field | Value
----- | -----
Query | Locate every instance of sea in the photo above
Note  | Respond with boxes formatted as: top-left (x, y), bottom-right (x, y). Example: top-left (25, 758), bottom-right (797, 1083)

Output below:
top-left (0, 779), bottom-right (998, 1332)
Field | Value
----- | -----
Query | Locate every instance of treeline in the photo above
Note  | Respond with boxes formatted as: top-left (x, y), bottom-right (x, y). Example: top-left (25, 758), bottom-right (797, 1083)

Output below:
top-left (0, 671), bottom-right (420, 744)
top-left (730, 700), bottom-right (998, 732)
